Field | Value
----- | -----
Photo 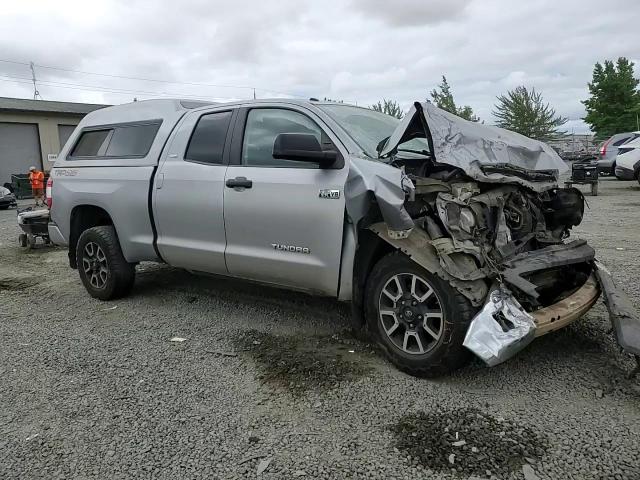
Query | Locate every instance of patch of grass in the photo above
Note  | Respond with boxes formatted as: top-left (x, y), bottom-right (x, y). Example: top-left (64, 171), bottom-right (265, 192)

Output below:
top-left (233, 330), bottom-right (374, 396)
top-left (391, 407), bottom-right (546, 477)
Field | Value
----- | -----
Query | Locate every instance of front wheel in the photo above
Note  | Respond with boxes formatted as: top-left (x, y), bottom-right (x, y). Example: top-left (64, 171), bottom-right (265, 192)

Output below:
top-left (365, 252), bottom-right (477, 377)
top-left (76, 226), bottom-right (135, 300)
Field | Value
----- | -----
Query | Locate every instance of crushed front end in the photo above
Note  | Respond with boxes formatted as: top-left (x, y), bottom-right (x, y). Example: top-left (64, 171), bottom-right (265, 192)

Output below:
top-left (367, 101), bottom-right (640, 367)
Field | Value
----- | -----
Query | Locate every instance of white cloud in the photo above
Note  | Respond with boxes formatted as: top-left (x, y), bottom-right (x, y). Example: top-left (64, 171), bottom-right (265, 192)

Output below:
top-left (0, 0), bottom-right (638, 134)
top-left (348, 0), bottom-right (471, 26)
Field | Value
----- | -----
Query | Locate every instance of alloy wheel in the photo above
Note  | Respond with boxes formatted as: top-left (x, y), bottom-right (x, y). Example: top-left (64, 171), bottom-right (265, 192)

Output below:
top-left (378, 273), bottom-right (444, 355)
top-left (82, 241), bottom-right (109, 289)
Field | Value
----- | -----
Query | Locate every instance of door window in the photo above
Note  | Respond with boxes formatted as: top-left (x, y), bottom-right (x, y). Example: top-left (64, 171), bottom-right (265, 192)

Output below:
top-left (185, 111), bottom-right (233, 164)
top-left (242, 108), bottom-right (325, 168)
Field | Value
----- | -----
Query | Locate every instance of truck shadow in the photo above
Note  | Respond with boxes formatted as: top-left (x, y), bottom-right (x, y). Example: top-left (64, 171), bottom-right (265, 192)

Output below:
top-left (132, 263), bottom-right (351, 329)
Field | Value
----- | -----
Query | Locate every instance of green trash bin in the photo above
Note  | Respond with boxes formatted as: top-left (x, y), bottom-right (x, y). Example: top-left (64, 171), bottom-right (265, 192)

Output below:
top-left (11, 173), bottom-right (50, 200)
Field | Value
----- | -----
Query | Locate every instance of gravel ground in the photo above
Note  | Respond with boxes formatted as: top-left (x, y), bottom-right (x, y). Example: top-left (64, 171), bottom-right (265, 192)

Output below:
top-left (1, 177), bottom-right (639, 480)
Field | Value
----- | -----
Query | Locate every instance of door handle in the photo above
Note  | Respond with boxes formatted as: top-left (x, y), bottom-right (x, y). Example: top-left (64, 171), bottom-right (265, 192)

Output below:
top-left (225, 177), bottom-right (253, 189)
top-left (156, 173), bottom-right (164, 189)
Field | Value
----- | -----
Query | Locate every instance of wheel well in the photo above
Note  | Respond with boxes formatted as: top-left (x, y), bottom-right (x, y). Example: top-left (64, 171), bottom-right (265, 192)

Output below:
top-left (68, 205), bottom-right (114, 269)
top-left (351, 228), bottom-right (395, 329)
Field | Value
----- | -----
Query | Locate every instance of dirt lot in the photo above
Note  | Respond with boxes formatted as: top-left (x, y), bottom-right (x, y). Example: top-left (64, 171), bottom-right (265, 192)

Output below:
top-left (1, 177), bottom-right (639, 480)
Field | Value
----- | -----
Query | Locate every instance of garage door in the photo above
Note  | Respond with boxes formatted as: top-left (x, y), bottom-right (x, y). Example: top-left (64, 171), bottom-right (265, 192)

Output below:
top-left (0, 122), bottom-right (41, 185)
top-left (58, 124), bottom-right (77, 151)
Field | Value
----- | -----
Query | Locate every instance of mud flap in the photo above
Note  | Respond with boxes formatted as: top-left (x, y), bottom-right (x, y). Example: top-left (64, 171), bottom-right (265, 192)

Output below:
top-left (594, 262), bottom-right (640, 357)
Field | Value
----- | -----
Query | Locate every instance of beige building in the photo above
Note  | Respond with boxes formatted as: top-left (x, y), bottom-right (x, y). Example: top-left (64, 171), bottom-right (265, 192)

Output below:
top-left (0, 97), bottom-right (108, 185)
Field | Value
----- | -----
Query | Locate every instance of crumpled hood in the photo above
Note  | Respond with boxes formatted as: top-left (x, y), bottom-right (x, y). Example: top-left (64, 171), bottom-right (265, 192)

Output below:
top-left (380, 102), bottom-right (568, 191)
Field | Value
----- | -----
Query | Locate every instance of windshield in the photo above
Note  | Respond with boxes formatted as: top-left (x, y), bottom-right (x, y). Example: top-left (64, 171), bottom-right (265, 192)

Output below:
top-left (319, 104), bottom-right (428, 159)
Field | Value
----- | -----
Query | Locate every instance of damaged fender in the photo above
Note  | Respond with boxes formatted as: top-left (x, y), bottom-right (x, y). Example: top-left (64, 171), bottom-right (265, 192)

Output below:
top-left (369, 223), bottom-right (488, 306)
top-left (594, 262), bottom-right (640, 356)
top-left (345, 156), bottom-right (415, 238)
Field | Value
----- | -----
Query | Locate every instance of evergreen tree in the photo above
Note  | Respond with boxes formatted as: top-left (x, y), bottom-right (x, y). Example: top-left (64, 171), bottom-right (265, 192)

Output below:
top-left (582, 57), bottom-right (640, 139)
top-left (371, 99), bottom-right (404, 119)
top-left (492, 86), bottom-right (567, 140)
top-left (430, 76), bottom-right (479, 122)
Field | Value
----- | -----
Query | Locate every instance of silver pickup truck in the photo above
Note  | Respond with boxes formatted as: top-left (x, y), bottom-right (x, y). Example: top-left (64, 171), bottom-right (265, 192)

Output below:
top-left (48, 98), bottom-right (640, 376)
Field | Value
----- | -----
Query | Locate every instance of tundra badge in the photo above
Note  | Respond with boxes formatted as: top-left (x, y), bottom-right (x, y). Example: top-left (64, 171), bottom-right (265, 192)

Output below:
top-left (319, 189), bottom-right (341, 199)
top-left (272, 243), bottom-right (311, 254)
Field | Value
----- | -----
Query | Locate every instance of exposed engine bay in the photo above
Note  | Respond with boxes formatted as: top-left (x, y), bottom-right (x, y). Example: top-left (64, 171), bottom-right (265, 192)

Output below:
top-left (398, 159), bottom-right (590, 310)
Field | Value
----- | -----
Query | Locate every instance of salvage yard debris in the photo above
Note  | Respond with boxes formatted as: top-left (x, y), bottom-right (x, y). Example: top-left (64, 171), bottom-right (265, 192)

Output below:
top-left (256, 457), bottom-right (272, 476)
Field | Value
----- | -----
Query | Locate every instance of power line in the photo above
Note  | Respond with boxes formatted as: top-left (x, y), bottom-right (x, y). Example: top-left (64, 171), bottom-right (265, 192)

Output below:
top-left (0, 73), bottom-right (232, 100)
top-left (0, 58), bottom-right (305, 98)
top-left (0, 77), bottom-right (229, 102)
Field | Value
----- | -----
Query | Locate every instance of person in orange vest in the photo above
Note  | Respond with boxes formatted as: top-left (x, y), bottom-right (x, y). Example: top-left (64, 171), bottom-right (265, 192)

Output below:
top-left (28, 166), bottom-right (45, 207)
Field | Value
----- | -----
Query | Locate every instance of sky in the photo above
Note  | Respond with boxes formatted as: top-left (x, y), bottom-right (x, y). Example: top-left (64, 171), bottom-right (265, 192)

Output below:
top-left (0, 0), bottom-right (638, 134)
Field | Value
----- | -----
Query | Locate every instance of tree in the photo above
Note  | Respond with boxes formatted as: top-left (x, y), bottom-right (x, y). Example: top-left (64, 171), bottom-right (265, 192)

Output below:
top-left (370, 99), bottom-right (404, 119)
top-left (582, 57), bottom-right (640, 140)
top-left (430, 76), bottom-right (479, 122)
top-left (492, 86), bottom-right (567, 140)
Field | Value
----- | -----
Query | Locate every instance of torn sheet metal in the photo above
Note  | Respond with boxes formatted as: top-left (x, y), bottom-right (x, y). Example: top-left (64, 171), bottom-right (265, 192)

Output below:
top-left (345, 156), bottom-right (414, 235)
top-left (369, 223), bottom-right (488, 306)
top-left (594, 261), bottom-right (640, 356)
top-left (379, 102), bottom-right (568, 192)
top-left (500, 240), bottom-right (595, 299)
top-left (463, 286), bottom-right (536, 366)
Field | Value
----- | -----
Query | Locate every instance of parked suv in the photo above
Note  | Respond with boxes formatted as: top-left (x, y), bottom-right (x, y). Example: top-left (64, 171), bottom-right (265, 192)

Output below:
top-left (48, 99), bottom-right (639, 375)
top-left (596, 132), bottom-right (639, 177)
top-left (613, 136), bottom-right (640, 180)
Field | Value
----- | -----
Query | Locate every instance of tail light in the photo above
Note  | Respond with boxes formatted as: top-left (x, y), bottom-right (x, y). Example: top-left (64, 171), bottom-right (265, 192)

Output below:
top-left (600, 138), bottom-right (611, 157)
top-left (46, 177), bottom-right (53, 209)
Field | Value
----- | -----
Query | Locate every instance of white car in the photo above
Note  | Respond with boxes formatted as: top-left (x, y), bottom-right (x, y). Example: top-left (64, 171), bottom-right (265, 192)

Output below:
top-left (614, 136), bottom-right (640, 181)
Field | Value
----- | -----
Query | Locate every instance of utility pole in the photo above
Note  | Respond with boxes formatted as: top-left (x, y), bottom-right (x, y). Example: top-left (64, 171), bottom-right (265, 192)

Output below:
top-left (30, 61), bottom-right (42, 100)
top-left (253, 88), bottom-right (256, 100)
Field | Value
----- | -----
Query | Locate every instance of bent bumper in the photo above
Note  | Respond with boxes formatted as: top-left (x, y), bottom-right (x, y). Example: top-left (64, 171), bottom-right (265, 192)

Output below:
top-left (47, 222), bottom-right (67, 246)
top-left (594, 263), bottom-right (640, 356)
top-left (531, 274), bottom-right (600, 337)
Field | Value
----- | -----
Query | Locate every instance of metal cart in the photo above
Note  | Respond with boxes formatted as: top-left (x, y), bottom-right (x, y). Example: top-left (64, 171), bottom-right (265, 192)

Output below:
top-left (17, 207), bottom-right (51, 249)
top-left (564, 158), bottom-right (599, 196)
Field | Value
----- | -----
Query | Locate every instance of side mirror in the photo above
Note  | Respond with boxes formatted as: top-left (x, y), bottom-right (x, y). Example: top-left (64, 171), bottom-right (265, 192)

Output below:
top-left (273, 133), bottom-right (338, 168)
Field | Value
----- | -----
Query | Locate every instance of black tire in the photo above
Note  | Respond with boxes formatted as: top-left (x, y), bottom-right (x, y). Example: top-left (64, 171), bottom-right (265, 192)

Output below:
top-left (613, 163), bottom-right (624, 180)
top-left (365, 252), bottom-right (477, 377)
top-left (76, 226), bottom-right (135, 300)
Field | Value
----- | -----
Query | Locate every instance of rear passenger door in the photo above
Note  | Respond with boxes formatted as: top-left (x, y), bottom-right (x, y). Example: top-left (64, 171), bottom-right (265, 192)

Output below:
top-left (153, 108), bottom-right (236, 273)
top-left (223, 105), bottom-right (349, 296)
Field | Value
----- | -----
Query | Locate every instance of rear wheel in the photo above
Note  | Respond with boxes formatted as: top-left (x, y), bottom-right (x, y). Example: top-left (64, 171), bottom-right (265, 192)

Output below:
top-left (365, 252), bottom-right (477, 377)
top-left (76, 226), bottom-right (135, 300)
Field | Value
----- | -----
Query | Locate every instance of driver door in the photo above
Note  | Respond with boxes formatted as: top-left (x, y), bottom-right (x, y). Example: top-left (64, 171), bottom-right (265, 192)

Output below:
top-left (223, 105), bottom-right (349, 296)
